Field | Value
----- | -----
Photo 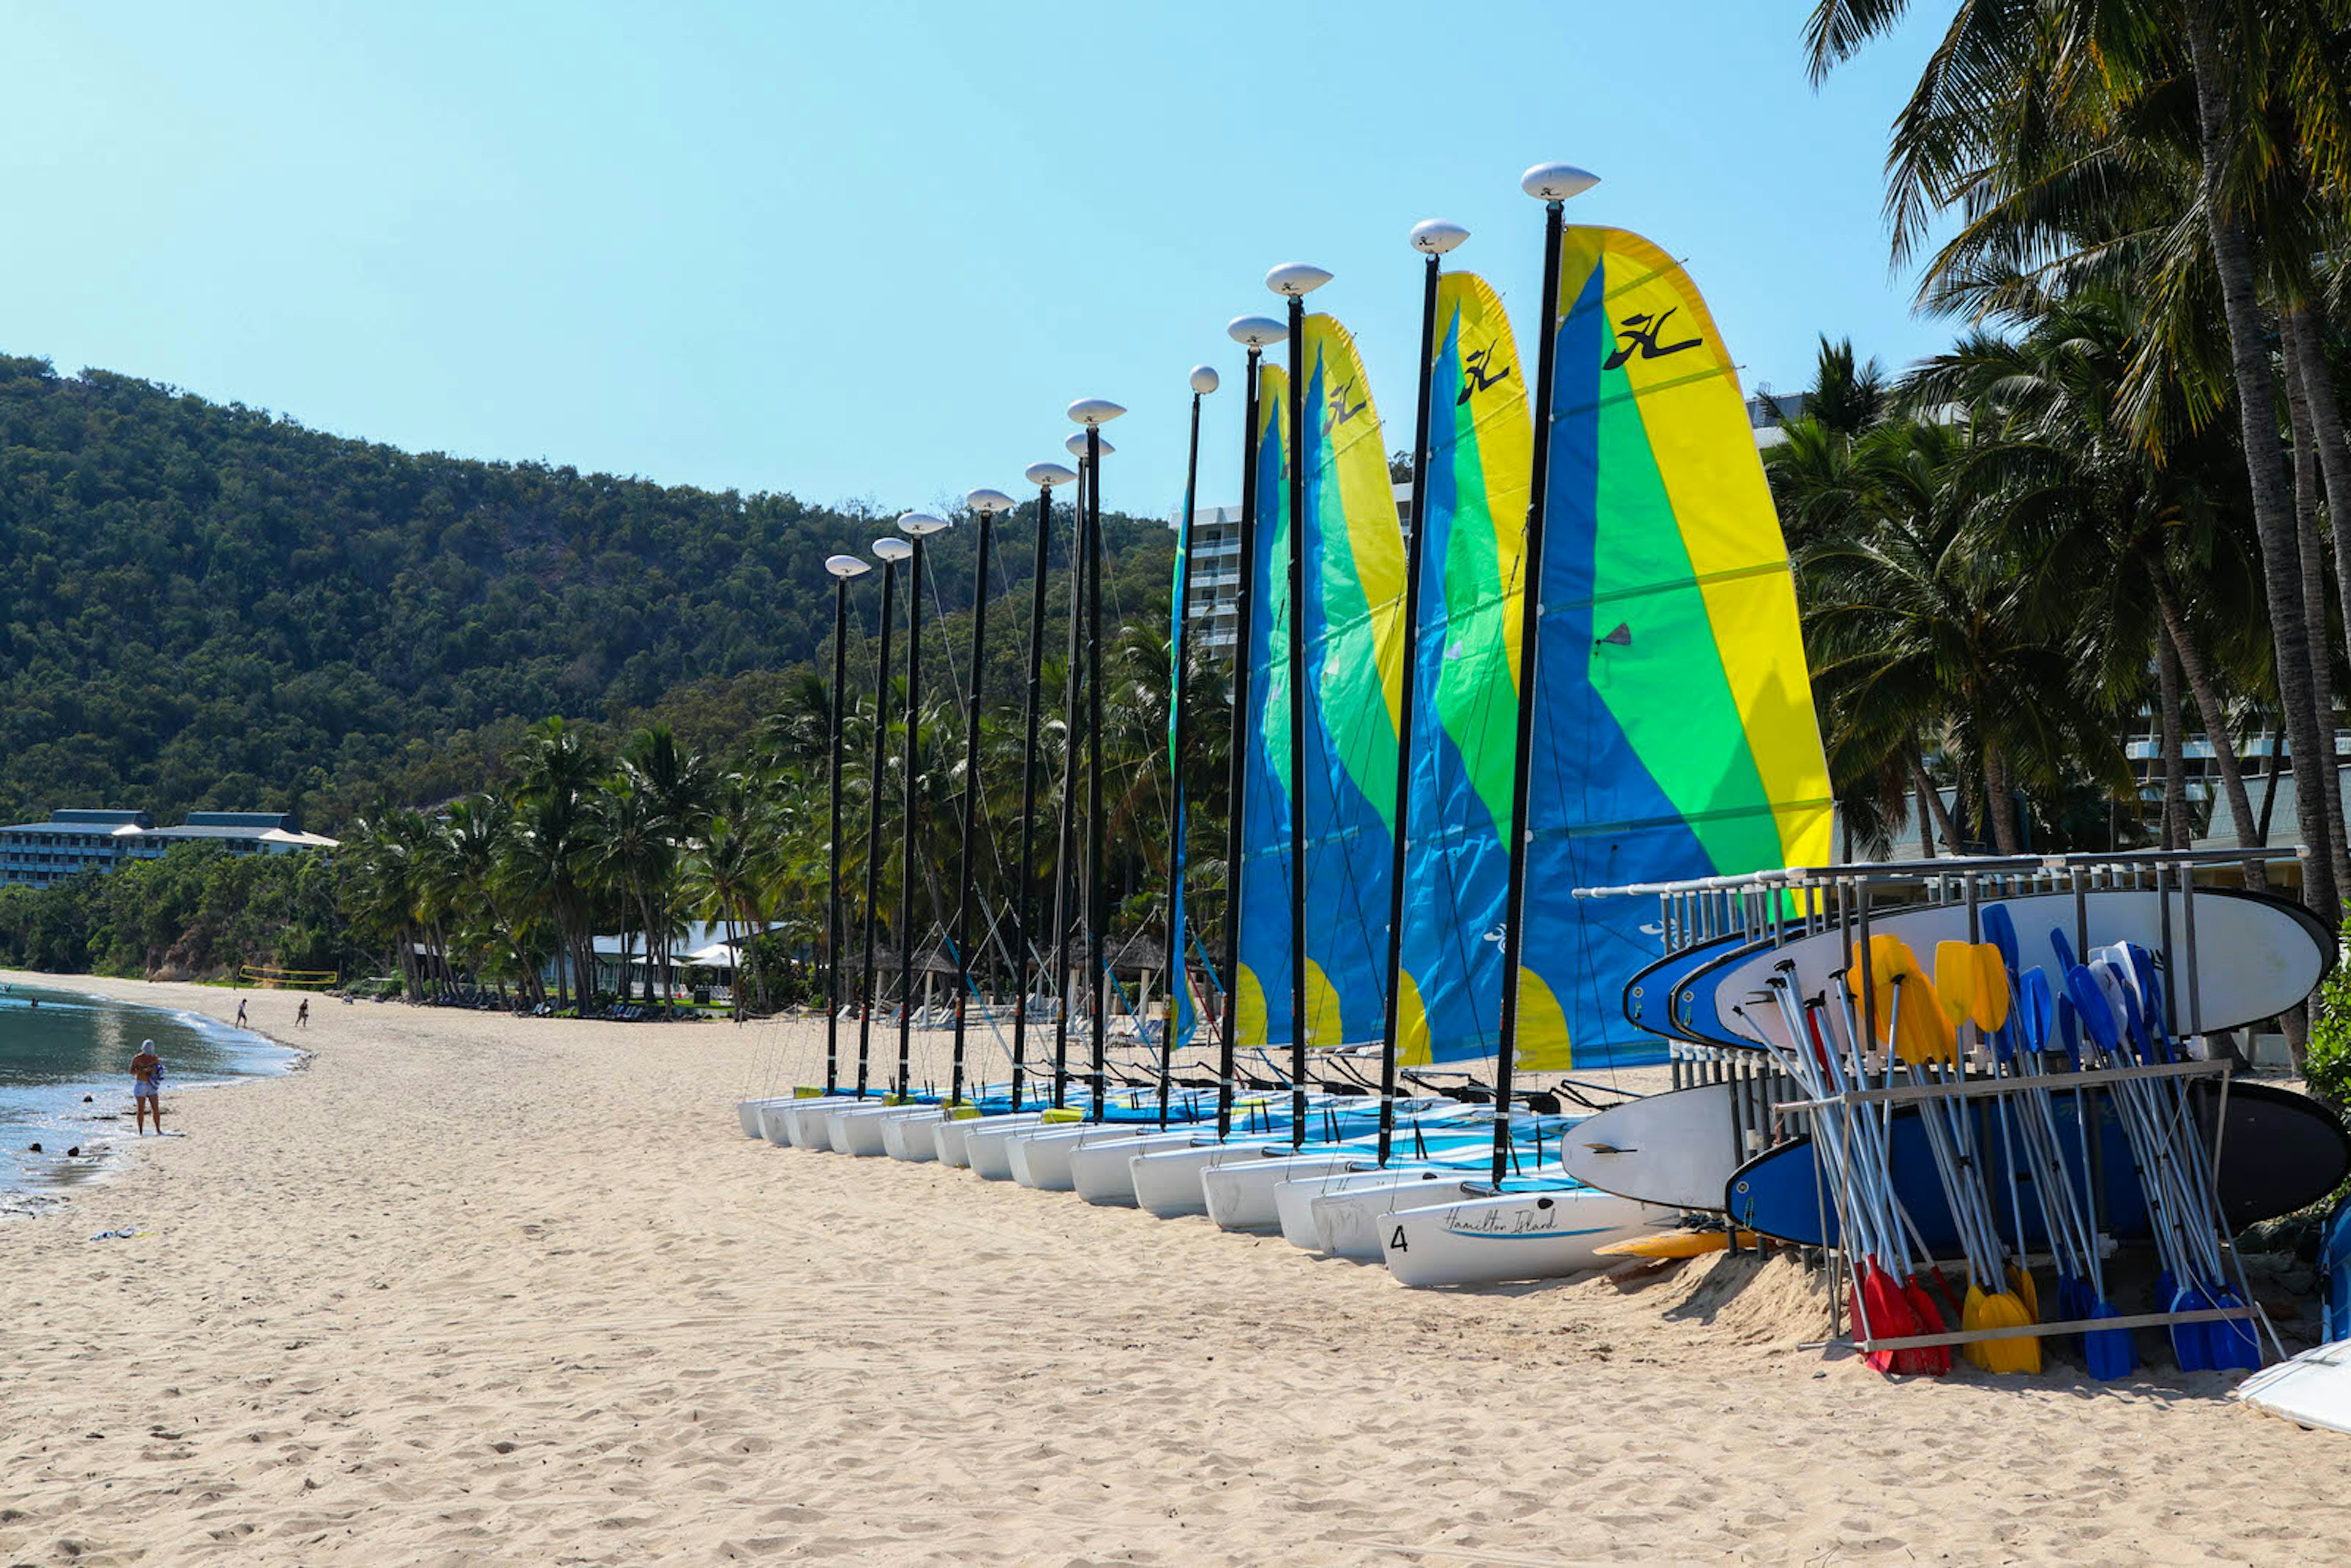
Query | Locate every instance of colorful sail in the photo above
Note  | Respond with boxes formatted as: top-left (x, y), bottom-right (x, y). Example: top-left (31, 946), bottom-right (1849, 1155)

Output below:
top-left (1396, 272), bottom-right (1531, 1066)
top-left (1233, 363), bottom-right (1292, 1049)
top-left (1294, 315), bottom-right (1408, 1049)
top-left (1522, 226), bottom-right (1834, 1069)
top-left (1232, 323), bottom-right (1410, 1053)
top-left (1166, 493), bottom-right (1197, 1052)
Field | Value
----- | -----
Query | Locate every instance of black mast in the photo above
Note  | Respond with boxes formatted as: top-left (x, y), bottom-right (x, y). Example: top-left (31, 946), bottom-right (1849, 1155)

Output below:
top-left (1493, 173), bottom-right (1580, 1182)
top-left (1048, 451), bottom-right (1087, 1109)
top-left (897, 514), bottom-right (945, 1100)
top-left (948, 493), bottom-right (1007, 1110)
top-left (1010, 465), bottom-right (1073, 1112)
top-left (1275, 271), bottom-right (1325, 1149)
top-left (1158, 373), bottom-right (1214, 1125)
top-left (856, 544), bottom-right (904, 1100)
top-left (1084, 422), bottom-right (1108, 1122)
top-left (1216, 320), bottom-right (1277, 1139)
top-left (1377, 225), bottom-right (1460, 1164)
top-left (823, 555), bottom-right (871, 1095)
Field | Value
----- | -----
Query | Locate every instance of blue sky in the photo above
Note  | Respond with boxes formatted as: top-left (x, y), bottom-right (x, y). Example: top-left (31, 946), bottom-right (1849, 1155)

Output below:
top-left (3, 2), bottom-right (1949, 522)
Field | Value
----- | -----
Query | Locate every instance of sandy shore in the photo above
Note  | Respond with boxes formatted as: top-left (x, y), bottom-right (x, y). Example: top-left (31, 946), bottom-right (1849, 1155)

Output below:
top-left (1, 973), bottom-right (2345, 1565)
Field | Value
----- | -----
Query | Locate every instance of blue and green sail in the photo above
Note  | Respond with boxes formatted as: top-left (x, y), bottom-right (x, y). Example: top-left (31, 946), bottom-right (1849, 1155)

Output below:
top-left (1395, 271), bottom-right (1529, 1067)
top-left (1232, 321), bottom-right (1409, 1052)
top-left (1515, 227), bottom-right (1835, 1069)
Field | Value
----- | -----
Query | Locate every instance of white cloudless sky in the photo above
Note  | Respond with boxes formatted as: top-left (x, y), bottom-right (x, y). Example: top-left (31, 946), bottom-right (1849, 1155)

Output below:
top-left (2, 2), bottom-right (1951, 523)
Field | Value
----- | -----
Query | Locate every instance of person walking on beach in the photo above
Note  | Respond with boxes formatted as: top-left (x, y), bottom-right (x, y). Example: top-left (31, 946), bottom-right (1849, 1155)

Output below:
top-left (296, 997), bottom-right (309, 1029)
top-left (235, 998), bottom-right (248, 1028)
top-left (130, 1040), bottom-right (163, 1135)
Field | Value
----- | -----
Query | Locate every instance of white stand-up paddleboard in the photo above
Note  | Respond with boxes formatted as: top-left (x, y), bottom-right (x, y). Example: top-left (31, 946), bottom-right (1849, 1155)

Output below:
top-left (1690, 888), bottom-right (2326, 1050)
top-left (1558, 1084), bottom-right (1739, 1210)
top-left (2237, 1342), bottom-right (2351, 1433)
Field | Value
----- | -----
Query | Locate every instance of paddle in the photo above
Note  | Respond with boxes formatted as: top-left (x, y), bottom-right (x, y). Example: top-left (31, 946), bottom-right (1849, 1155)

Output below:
top-left (1932, 939), bottom-right (2038, 1372)
top-left (1745, 977), bottom-right (1924, 1374)
top-left (2072, 961), bottom-right (2209, 1371)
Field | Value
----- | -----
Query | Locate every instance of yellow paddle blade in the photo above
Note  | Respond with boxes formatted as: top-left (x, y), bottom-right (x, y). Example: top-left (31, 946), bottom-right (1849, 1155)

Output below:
top-left (1932, 940), bottom-right (1978, 1029)
top-left (1899, 972), bottom-right (1959, 1065)
top-left (1970, 942), bottom-right (2012, 1032)
top-left (2008, 1263), bottom-right (2039, 1322)
top-left (1978, 1291), bottom-right (2042, 1373)
top-left (1960, 1281), bottom-right (1991, 1368)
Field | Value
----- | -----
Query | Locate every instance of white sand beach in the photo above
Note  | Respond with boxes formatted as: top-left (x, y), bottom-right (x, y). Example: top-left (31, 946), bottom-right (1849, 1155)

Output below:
top-left (2, 972), bottom-right (2346, 1566)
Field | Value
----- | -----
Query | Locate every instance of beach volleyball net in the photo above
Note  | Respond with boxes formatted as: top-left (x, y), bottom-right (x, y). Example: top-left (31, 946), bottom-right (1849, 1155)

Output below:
top-left (239, 965), bottom-right (339, 990)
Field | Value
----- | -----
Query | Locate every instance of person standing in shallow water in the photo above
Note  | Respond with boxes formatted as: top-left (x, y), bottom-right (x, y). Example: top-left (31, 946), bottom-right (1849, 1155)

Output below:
top-left (130, 1040), bottom-right (162, 1135)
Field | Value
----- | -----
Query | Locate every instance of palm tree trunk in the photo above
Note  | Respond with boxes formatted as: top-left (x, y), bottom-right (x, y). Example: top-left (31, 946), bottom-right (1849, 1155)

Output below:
top-left (1909, 746), bottom-right (1964, 855)
top-left (1982, 743), bottom-right (2021, 856)
top-left (2183, 3), bottom-right (2339, 930)
top-left (2287, 304), bottom-right (2351, 617)
top-left (2156, 627), bottom-right (2191, 850)
top-left (2155, 583), bottom-right (2267, 889)
top-left (2287, 327), bottom-right (2351, 899)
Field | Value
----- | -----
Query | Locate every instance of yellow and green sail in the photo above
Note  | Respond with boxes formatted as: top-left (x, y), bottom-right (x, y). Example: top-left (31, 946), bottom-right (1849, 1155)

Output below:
top-left (1521, 227), bottom-right (1834, 1068)
top-left (1395, 271), bottom-right (1529, 1067)
top-left (1233, 320), bottom-right (1408, 1051)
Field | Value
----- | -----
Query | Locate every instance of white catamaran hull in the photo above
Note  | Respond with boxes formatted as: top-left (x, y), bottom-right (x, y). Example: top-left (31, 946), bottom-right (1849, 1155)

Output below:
top-left (1070, 1130), bottom-right (1219, 1204)
top-left (880, 1110), bottom-right (946, 1161)
top-left (1378, 1190), bottom-right (1668, 1288)
top-left (1130, 1141), bottom-right (1288, 1217)
top-left (934, 1112), bottom-right (1046, 1167)
top-left (966, 1118), bottom-right (1072, 1180)
top-left (1201, 1152), bottom-right (1369, 1231)
top-left (1273, 1165), bottom-right (1458, 1253)
top-left (827, 1103), bottom-right (936, 1157)
top-left (737, 1097), bottom-right (792, 1138)
top-left (1011, 1123), bottom-right (1174, 1191)
top-left (774, 1095), bottom-right (872, 1149)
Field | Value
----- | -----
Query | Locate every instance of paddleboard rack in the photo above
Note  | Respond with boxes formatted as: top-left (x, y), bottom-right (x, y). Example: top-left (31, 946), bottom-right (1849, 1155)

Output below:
top-left (1775, 1057), bottom-right (2277, 1363)
top-left (1581, 846), bottom-right (2317, 1373)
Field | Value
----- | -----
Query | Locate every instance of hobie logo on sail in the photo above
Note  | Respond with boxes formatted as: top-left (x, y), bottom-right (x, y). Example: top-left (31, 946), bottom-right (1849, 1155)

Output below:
top-left (1603, 306), bottom-right (1701, 370)
top-left (1457, 345), bottom-right (1513, 405)
top-left (1324, 375), bottom-right (1368, 432)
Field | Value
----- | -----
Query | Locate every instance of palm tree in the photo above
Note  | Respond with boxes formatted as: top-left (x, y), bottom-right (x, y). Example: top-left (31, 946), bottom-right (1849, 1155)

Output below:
top-left (1790, 419), bottom-right (2124, 853)
top-left (1905, 290), bottom-right (2273, 877)
top-left (1802, 0), bottom-right (2351, 920)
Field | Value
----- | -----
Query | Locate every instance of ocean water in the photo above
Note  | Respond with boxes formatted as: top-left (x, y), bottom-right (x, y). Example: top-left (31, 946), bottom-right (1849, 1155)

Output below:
top-left (0, 983), bottom-right (296, 1207)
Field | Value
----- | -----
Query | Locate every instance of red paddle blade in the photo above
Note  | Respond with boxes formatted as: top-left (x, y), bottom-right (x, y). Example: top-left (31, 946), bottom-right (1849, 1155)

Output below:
top-left (1857, 1265), bottom-right (1922, 1375)
top-left (1903, 1276), bottom-right (1953, 1376)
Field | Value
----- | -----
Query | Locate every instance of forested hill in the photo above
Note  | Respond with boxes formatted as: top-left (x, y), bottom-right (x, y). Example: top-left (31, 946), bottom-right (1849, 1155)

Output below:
top-left (0, 355), bottom-right (1176, 831)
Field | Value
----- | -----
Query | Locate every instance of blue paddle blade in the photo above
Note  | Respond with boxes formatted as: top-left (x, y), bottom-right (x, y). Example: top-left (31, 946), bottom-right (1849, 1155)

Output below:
top-left (1983, 904), bottom-right (2022, 982)
top-left (2208, 1283), bottom-right (2262, 1372)
top-left (2085, 1295), bottom-right (2137, 1380)
top-left (2170, 1281), bottom-right (2213, 1372)
top-left (2021, 967), bottom-right (2055, 1055)
top-left (2057, 991), bottom-right (2081, 1065)
top-left (2050, 927), bottom-right (2079, 974)
top-left (2066, 966), bottom-right (2121, 1055)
